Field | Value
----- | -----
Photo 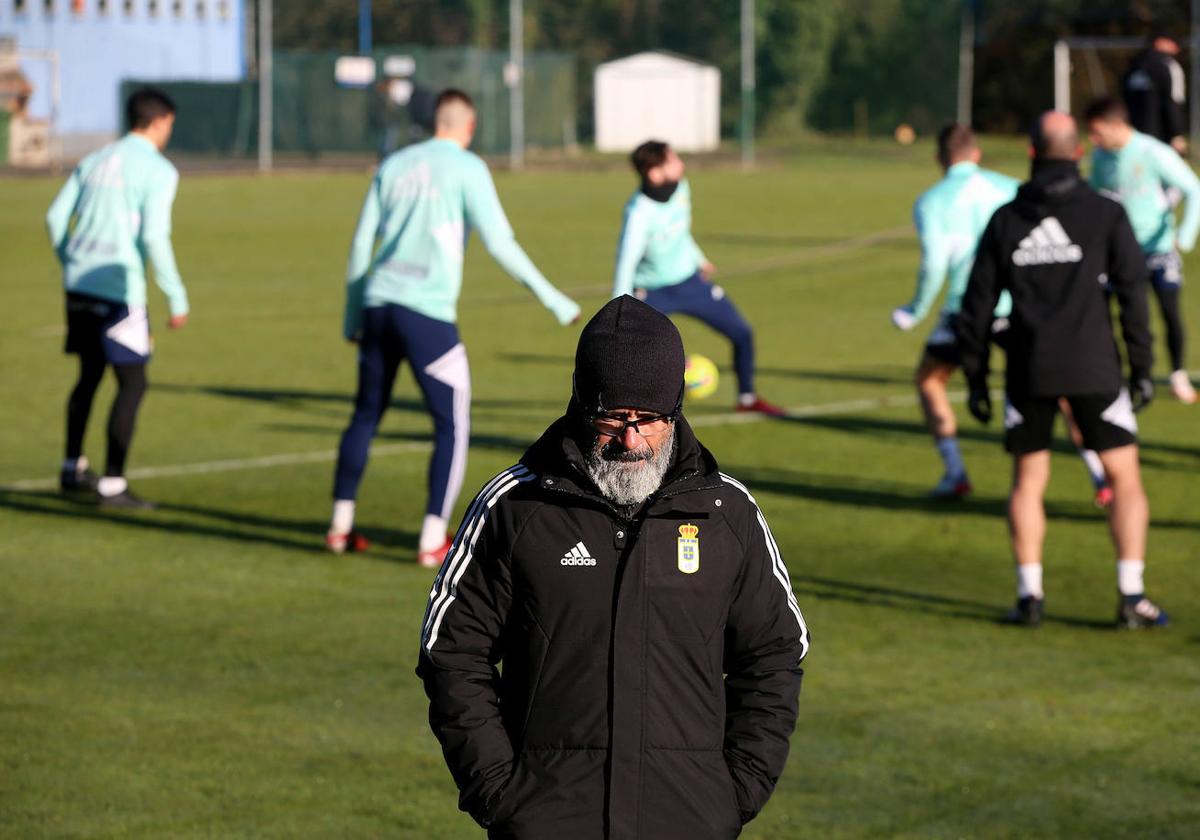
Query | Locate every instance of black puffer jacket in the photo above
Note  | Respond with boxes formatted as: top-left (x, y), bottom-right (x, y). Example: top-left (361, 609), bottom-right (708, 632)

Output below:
top-left (417, 411), bottom-right (810, 840)
top-left (958, 160), bottom-right (1152, 396)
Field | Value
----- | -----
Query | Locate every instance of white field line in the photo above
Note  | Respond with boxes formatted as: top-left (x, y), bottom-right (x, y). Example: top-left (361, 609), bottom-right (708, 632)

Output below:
top-left (431, 224), bottom-right (912, 308)
top-left (27, 224), bottom-right (911, 337)
top-left (30, 324), bottom-right (67, 338)
top-left (689, 391), bottom-right (936, 428)
top-left (716, 224), bottom-right (912, 280)
top-left (0, 390), bottom-right (953, 492)
top-left (0, 441), bottom-right (429, 492)
top-left (9, 368), bottom-right (1195, 492)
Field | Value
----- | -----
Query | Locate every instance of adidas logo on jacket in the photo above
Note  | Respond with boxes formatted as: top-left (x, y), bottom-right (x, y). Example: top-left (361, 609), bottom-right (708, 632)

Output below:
top-left (1011, 216), bottom-right (1084, 265)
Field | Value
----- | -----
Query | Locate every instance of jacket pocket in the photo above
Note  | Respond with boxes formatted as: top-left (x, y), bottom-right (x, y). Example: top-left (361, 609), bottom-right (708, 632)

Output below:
top-left (502, 608), bottom-right (550, 741)
top-left (489, 749), bottom-right (607, 839)
top-left (640, 748), bottom-right (742, 839)
top-left (484, 760), bottom-right (527, 829)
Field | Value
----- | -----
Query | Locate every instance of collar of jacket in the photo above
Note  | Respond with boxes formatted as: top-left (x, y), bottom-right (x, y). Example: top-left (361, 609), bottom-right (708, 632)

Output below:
top-left (1015, 159), bottom-right (1086, 214)
top-left (519, 401), bottom-right (724, 516)
top-left (1025, 159), bottom-right (1083, 195)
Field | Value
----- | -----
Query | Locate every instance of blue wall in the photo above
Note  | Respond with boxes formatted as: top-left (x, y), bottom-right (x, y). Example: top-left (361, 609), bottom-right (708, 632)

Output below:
top-left (0, 0), bottom-right (245, 135)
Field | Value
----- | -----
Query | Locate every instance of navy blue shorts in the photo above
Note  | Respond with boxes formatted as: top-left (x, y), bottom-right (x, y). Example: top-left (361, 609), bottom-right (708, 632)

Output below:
top-left (639, 272), bottom-right (756, 394)
top-left (925, 312), bottom-right (1010, 366)
top-left (65, 292), bottom-right (152, 365)
top-left (1148, 251), bottom-right (1183, 289)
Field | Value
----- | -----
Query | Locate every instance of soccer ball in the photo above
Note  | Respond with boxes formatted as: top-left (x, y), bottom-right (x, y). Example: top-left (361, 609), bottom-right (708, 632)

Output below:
top-left (894, 123), bottom-right (916, 145)
top-left (684, 354), bottom-right (719, 400)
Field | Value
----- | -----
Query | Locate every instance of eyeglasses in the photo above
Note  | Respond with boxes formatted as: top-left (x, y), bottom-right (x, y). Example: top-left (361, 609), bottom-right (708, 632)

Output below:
top-left (592, 411), bottom-right (675, 438)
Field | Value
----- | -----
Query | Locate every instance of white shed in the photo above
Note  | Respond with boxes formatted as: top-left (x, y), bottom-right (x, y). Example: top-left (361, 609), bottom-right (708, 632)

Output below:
top-left (594, 51), bottom-right (721, 153)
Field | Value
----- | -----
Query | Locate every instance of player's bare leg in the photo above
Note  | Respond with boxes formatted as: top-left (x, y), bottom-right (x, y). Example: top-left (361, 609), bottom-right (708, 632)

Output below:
top-left (915, 353), bottom-right (970, 498)
top-left (1004, 450), bottom-right (1049, 626)
top-left (1097, 443), bottom-right (1166, 627)
top-left (1009, 450), bottom-right (1049, 567)
top-left (916, 355), bottom-right (957, 437)
top-left (1098, 444), bottom-right (1147, 564)
top-left (1058, 398), bottom-right (1112, 507)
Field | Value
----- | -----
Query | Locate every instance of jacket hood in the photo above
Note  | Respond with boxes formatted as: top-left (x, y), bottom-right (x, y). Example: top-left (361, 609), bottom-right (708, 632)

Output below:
top-left (519, 398), bottom-right (721, 505)
top-left (1012, 159), bottom-right (1089, 221)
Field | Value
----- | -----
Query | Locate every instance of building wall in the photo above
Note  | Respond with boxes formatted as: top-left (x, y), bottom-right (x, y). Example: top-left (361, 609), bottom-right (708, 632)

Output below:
top-left (594, 52), bottom-right (720, 153)
top-left (0, 0), bottom-right (245, 137)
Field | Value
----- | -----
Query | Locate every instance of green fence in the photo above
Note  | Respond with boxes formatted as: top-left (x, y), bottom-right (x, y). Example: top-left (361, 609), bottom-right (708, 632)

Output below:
top-left (121, 45), bottom-right (576, 157)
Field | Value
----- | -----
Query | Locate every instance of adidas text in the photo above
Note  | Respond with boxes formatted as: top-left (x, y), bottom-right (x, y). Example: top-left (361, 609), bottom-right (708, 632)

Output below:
top-left (1012, 217), bottom-right (1083, 266)
top-left (1013, 243), bottom-right (1083, 266)
top-left (560, 540), bottom-right (597, 566)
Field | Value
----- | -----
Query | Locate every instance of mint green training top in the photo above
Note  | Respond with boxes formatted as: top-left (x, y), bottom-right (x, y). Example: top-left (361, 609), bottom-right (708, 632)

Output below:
top-left (344, 137), bottom-right (578, 337)
top-left (1089, 130), bottom-right (1200, 255)
top-left (45, 133), bottom-right (188, 316)
top-left (612, 179), bottom-right (708, 297)
top-left (904, 161), bottom-right (1018, 321)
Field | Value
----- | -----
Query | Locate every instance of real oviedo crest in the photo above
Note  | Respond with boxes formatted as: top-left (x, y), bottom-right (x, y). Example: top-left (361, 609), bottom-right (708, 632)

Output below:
top-left (677, 524), bottom-right (700, 574)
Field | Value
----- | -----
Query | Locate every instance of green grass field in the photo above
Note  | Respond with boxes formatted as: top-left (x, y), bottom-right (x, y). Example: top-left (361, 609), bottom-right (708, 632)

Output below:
top-left (3, 140), bottom-right (1199, 838)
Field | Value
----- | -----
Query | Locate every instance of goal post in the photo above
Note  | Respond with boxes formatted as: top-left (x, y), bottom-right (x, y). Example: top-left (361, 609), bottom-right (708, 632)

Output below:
top-left (1053, 36), bottom-right (1152, 114)
top-left (1053, 27), bottom-right (1200, 151)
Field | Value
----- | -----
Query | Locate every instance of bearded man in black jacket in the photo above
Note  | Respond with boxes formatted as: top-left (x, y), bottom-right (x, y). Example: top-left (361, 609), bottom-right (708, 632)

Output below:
top-left (418, 295), bottom-right (810, 840)
top-left (958, 111), bottom-right (1169, 631)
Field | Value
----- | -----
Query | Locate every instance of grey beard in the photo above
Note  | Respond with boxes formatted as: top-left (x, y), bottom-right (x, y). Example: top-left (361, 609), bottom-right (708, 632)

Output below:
top-left (583, 426), bottom-right (676, 507)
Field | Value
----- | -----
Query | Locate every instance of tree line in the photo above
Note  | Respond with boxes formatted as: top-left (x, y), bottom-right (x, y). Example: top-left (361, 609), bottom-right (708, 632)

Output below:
top-left (270, 0), bottom-right (1190, 137)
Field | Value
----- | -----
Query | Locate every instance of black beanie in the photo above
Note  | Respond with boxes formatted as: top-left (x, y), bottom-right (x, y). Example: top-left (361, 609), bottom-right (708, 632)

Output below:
top-left (573, 295), bottom-right (685, 416)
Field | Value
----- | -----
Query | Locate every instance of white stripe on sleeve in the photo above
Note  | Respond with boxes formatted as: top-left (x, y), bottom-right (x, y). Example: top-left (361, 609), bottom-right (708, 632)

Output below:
top-left (422, 465), bottom-right (532, 652)
top-left (720, 472), bottom-right (811, 661)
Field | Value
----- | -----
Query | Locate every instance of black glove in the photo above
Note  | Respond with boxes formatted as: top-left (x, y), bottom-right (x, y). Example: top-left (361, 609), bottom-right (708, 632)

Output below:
top-left (1130, 374), bottom-right (1155, 413)
top-left (967, 379), bottom-right (993, 424)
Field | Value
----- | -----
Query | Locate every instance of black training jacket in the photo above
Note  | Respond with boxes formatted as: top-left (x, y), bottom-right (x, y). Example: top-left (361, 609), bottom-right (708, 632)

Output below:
top-left (958, 160), bottom-right (1153, 397)
top-left (417, 411), bottom-right (810, 840)
top-left (1123, 47), bottom-right (1187, 144)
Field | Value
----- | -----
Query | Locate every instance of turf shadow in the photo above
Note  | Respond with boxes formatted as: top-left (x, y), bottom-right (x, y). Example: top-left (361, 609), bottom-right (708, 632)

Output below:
top-left (256, 426), bottom-right (542, 458)
top-left (792, 574), bottom-right (1114, 630)
top-left (744, 365), bottom-right (912, 386)
top-left (156, 501), bottom-right (419, 557)
top-left (155, 383), bottom-right (565, 416)
top-left (499, 352), bottom-right (913, 387)
top-left (722, 464), bottom-right (1200, 532)
top-left (774, 412), bottom-right (1200, 466)
top-left (154, 383), bottom-right (362, 416)
top-left (0, 490), bottom-right (418, 561)
top-left (696, 232), bottom-right (912, 251)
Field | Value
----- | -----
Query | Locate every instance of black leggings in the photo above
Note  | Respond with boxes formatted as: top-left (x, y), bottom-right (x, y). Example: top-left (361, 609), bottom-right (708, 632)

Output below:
top-left (65, 354), bottom-right (148, 476)
top-left (1153, 283), bottom-right (1186, 372)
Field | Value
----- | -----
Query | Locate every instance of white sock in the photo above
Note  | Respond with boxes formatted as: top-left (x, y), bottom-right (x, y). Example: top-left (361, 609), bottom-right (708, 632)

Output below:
top-left (97, 476), bottom-right (128, 497)
top-left (330, 499), bottom-right (356, 535)
top-left (738, 393), bottom-right (755, 407)
top-left (1016, 563), bottom-right (1044, 599)
top-left (1117, 559), bottom-right (1145, 597)
top-left (420, 514), bottom-right (449, 552)
top-left (62, 456), bottom-right (84, 474)
top-left (935, 437), bottom-right (965, 479)
top-left (1078, 448), bottom-right (1106, 489)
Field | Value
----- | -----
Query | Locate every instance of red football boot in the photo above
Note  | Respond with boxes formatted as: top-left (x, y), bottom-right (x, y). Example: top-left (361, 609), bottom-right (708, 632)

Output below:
top-left (418, 534), bottom-right (455, 569)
